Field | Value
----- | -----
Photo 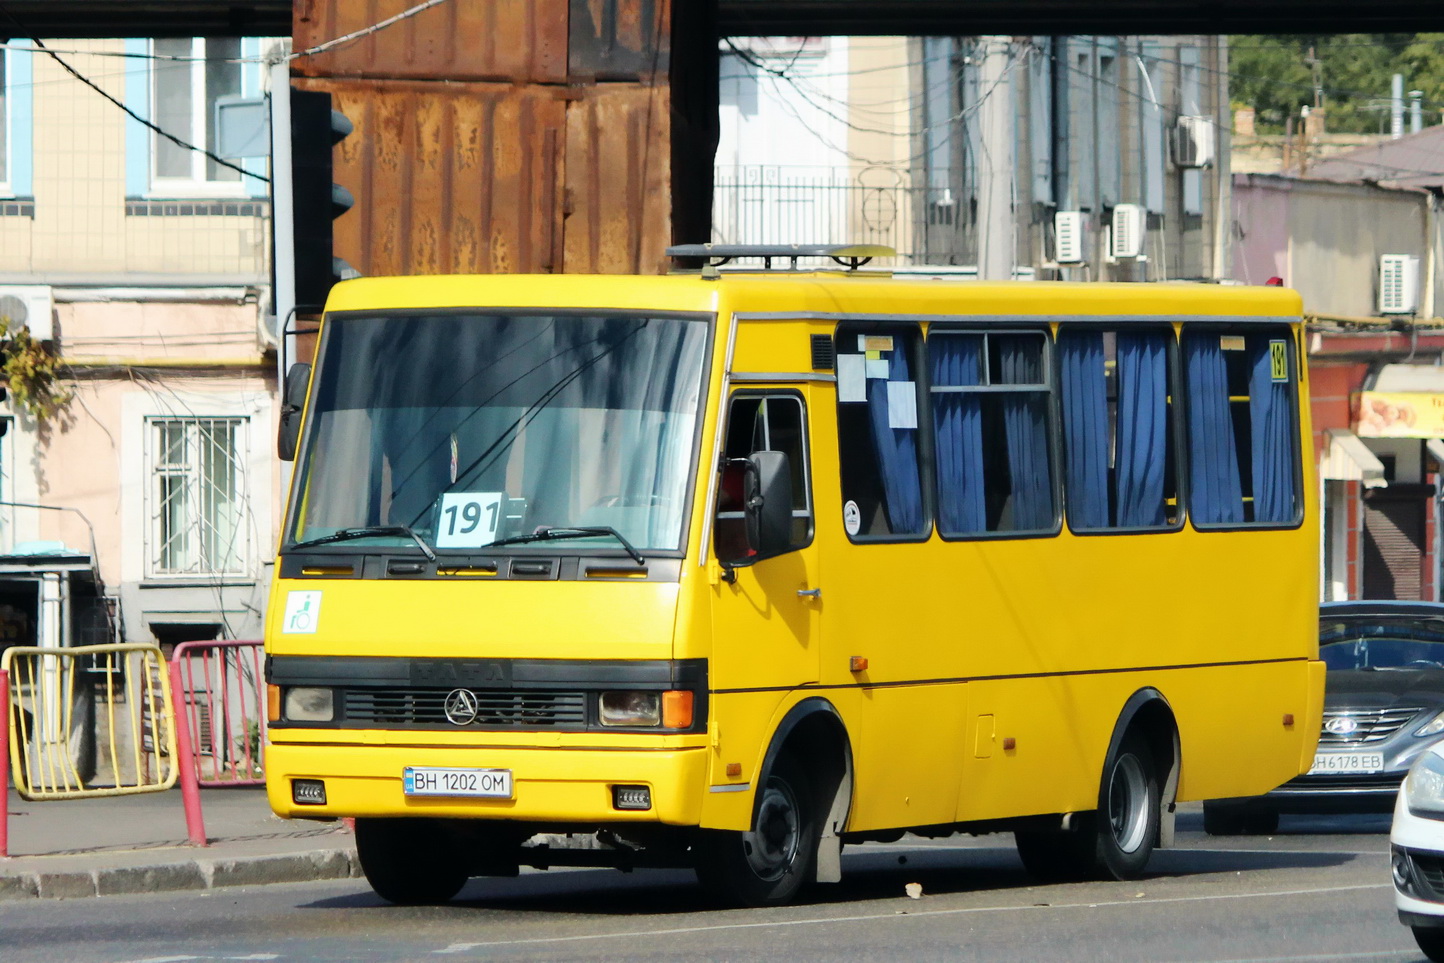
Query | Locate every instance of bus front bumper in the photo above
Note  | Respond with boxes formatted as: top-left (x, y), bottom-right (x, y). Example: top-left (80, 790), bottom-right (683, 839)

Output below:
top-left (264, 741), bottom-right (708, 826)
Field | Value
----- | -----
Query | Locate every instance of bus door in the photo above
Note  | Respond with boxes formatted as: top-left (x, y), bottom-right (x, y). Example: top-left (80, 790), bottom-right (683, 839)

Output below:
top-left (710, 389), bottom-right (820, 694)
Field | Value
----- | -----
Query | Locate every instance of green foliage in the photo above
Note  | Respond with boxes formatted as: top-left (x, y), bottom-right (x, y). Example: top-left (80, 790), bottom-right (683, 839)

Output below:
top-left (0, 317), bottom-right (70, 422)
top-left (1230, 34), bottom-right (1444, 134)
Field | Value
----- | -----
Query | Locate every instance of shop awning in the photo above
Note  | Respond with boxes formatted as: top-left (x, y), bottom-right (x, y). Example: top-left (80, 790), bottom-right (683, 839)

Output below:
top-left (1426, 438), bottom-right (1444, 470)
top-left (1323, 429), bottom-right (1387, 488)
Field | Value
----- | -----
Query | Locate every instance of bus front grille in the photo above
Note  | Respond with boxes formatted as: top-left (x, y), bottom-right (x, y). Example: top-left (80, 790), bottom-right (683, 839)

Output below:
top-left (344, 688), bottom-right (588, 728)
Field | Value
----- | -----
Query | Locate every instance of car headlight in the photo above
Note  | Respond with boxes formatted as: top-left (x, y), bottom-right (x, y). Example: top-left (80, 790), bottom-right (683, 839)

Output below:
top-left (1418, 712), bottom-right (1444, 737)
top-left (1406, 751), bottom-right (1444, 818)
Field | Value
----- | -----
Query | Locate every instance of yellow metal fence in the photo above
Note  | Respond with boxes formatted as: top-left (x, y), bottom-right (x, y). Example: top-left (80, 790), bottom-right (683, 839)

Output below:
top-left (3, 643), bottom-right (178, 800)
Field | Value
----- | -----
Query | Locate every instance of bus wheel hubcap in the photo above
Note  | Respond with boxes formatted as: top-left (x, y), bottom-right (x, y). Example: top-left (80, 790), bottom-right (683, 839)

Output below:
top-left (743, 779), bottom-right (800, 880)
top-left (1108, 754), bottom-right (1149, 854)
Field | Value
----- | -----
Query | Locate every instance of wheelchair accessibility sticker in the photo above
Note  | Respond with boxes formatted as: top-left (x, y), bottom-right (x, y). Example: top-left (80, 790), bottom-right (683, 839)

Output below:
top-left (283, 591), bottom-right (322, 634)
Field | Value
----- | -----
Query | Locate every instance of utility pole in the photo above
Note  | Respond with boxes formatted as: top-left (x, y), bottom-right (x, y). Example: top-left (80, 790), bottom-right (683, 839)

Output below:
top-left (1305, 46), bottom-right (1323, 110)
top-left (977, 36), bottom-right (1015, 281)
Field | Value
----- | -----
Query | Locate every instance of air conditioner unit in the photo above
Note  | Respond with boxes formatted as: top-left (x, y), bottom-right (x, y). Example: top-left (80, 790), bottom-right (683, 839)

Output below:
top-left (1173, 116), bottom-right (1216, 168)
top-left (1380, 254), bottom-right (1421, 315)
top-left (1053, 211), bottom-right (1085, 264)
top-left (1111, 204), bottom-right (1146, 260)
top-left (0, 285), bottom-right (54, 341)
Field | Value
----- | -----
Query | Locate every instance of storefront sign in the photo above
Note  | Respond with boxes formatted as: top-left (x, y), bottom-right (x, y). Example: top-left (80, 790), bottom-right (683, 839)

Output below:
top-left (1356, 391), bottom-right (1444, 437)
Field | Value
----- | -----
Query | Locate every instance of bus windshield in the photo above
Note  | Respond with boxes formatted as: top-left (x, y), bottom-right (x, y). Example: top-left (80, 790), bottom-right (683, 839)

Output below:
top-left (286, 312), bottom-right (711, 555)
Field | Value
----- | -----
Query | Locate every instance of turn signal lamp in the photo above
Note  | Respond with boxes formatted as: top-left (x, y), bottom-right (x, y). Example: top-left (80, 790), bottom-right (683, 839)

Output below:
top-left (662, 690), bottom-right (694, 729)
top-left (267, 684), bottom-right (281, 722)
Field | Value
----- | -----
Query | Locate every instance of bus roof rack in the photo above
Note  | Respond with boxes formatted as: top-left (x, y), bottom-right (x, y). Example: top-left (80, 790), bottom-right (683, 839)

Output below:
top-left (665, 243), bottom-right (896, 271)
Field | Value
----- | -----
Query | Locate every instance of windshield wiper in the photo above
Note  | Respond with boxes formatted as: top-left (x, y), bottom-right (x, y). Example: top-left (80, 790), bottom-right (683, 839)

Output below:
top-left (489, 526), bottom-right (645, 566)
top-left (290, 525), bottom-right (437, 562)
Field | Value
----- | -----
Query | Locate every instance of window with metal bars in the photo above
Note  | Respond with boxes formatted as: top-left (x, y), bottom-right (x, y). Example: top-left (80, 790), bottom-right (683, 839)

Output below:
top-left (147, 417), bottom-right (248, 577)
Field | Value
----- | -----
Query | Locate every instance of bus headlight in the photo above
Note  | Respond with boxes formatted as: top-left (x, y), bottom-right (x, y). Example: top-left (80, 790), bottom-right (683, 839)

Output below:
top-left (599, 691), bottom-right (660, 727)
top-left (284, 687), bottom-right (335, 722)
top-left (1406, 752), bottom-right (1444, 818)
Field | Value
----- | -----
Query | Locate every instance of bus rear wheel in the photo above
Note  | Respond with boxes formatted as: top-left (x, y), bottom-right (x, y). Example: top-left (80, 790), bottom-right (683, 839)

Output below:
top-left (694, 758), bottom-right (819, 906)
top-left (355, 817), bottom-right (469, 905)
top-left (1014, 732), bottom-right (1160, 882)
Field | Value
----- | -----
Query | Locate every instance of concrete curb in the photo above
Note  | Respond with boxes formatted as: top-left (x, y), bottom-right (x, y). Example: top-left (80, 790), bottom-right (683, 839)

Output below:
top-left (0, 848), bottom-right (360, 901)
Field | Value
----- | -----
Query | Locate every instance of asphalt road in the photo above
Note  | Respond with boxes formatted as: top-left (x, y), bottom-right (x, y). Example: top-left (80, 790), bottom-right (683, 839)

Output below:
top-left (0, 807), bottom-right (1426, 963)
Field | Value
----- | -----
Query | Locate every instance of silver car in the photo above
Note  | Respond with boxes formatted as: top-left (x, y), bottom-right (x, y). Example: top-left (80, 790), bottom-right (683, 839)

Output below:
top-left (1205, 600), bottom-right (1444, 835)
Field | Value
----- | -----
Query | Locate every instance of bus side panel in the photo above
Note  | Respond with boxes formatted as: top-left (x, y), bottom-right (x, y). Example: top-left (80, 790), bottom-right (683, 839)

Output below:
top-left (1172, 659), bottom-right (1323, 801)
top-left (955, 676), bottom-right (1097, 822)
top-left (953, 662), bottom-right (1322, 823)
top-left (833, 682), bottom-right (968, 832)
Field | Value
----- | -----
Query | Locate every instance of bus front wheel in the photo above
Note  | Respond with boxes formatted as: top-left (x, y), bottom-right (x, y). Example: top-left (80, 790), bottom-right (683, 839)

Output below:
top-left (694, 758), bottom-right (819, 906)
top-left (355, 817), bottom-right (469, 905)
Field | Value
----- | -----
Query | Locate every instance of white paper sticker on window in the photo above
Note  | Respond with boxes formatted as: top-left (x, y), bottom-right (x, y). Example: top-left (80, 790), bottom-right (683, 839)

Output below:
top-left (887, 381), bottom-right (918, 429)
top-left (435, 491), bottom-right (506, 548)
top-left (282, 591), bottom-right (322, 634)
top-left (843, 500), bottom-right (862, 536)
top-left (837, 354), bottom-right (867, 402)
top-left (865, 359), bottom-right (890, 380)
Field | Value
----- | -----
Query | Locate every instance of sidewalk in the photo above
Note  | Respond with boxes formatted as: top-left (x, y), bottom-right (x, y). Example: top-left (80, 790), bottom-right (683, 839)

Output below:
top-left (0, 785), bottom-right (359, 900)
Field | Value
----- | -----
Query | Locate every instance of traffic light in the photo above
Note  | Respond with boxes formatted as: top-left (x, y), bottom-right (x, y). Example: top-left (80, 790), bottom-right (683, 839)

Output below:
top-left (289, 88), bottom-right (354, 312)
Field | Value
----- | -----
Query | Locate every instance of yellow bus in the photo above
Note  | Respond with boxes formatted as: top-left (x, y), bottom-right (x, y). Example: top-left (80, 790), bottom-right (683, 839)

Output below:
top-left (264, 249), bottom-right (1324, 906)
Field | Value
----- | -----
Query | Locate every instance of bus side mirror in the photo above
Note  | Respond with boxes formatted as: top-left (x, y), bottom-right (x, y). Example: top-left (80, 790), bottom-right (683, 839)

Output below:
top-left (714, 451), bottom-right (792, 571)
top-left (277, 362), bottom-right (311, 462)
top-left (750, 450), bottom-right (793, 556)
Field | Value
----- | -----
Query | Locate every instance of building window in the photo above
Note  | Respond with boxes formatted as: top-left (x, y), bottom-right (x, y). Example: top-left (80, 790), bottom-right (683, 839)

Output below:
top-left (147, 417), bottom-right (248, 576)
top-left (150, 37), bottom-right (243, 192)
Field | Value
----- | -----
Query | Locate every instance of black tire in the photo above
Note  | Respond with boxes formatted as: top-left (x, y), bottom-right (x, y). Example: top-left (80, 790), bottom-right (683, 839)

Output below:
top-left (1202, 801), bottom-right (1247, 836)
top-left (355, 818), bottom-right (469, 905)
top-left (1016, 732), bottom-right (1160, 882)
top-left (695, 758), bottom-right (819, 907)
top-left (1243, 810), bottom-right (1279, 835)
top-left (1096, 733), bottom-right (1160, 879)
top-left (1203, 801), bottom-right (1276, 836)
top-left (1416, 926), bottom-right (1444, 963)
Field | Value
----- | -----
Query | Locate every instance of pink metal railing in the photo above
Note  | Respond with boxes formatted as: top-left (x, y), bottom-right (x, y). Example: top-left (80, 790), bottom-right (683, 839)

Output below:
top-left (171, 640), bottom-right (266, 788)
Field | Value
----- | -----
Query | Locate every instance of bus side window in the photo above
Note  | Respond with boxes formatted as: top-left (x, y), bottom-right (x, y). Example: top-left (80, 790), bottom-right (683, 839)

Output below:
top-left (718, 393), bottom-right (814, 557)
top-left (1181, 327), bottom-right (1300, 527)
top-left (835, 324), bottom-right (928, 540)
top-left (1057, 327), bottom-right (1180, 532)
top-left (929, 329), bottom-right (1056, 537)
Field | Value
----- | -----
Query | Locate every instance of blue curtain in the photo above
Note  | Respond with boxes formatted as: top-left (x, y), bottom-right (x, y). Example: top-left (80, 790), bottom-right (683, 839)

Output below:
top-left (866, 346), bottom-right (924, 533)
top-left (1059, 331), bottom-right (1110, 529)
top-left (998, 337), bottom-right (1053, 530)
top-left (931, 335), bottom-right (986, 533)
top-left (1248, 338), bottom-right (1296, 523)
top-left (1183, 333), bottom-right (1244, 524)
top-left (1115, 331), bottom-right (1169, 527)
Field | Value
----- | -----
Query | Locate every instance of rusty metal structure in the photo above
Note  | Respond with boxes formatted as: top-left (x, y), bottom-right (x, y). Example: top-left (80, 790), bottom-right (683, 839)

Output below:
top-left (290, 0), bottom-right (715, 277)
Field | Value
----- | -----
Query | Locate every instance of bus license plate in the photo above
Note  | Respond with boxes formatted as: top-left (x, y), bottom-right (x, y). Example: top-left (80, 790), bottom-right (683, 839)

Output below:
top-left (1308, 752), bottom-right (1384, 775)
top-left (403, 766), bottom-right (513, 798)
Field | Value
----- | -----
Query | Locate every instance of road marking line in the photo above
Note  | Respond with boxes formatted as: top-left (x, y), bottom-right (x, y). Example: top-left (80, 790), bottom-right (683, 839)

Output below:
top-left (1166, 952), bottom-right (1409, 962)
top-left (432, 882), bottom-right (1392, 952)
